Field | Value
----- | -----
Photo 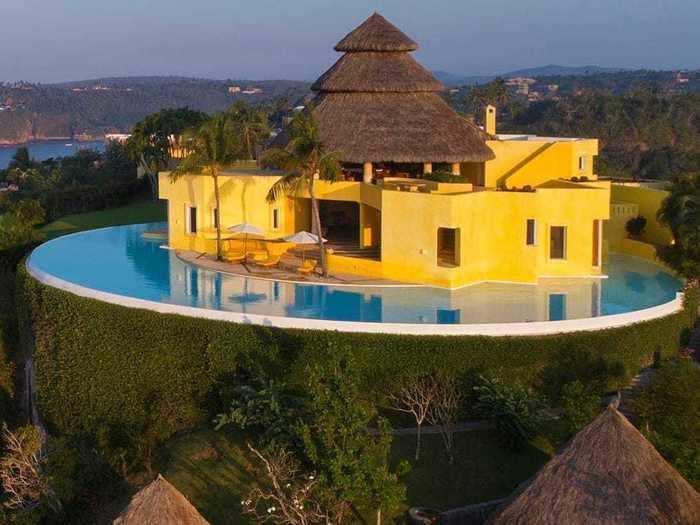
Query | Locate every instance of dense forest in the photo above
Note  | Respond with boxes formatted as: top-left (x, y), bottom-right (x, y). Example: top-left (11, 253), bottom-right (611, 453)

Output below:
top-left (0, 77), bottom-right (310, 144)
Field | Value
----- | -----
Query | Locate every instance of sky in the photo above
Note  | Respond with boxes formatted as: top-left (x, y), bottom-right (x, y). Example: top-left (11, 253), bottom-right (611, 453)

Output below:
top-left (1, 0), bottom-right (699, 83)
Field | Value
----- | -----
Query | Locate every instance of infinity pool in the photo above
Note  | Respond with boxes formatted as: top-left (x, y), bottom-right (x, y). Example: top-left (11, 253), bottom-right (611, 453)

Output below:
top-left (27, 223), bottom-right (683, 326)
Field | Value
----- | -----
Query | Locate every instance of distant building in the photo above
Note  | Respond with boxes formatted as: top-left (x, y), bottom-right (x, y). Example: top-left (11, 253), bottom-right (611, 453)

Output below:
top-left (241, 87), bottom-right (263, 95)
top-left (676, 71), bottom-right (689, 84)
top-left (228, 86), bottom-right (241, 94)
top-left (0, 184), bottom-right (19, 193)
top-left (105, 133), bottom-right (131, 144)
top-left (505, 76), bottom-right (536, 95)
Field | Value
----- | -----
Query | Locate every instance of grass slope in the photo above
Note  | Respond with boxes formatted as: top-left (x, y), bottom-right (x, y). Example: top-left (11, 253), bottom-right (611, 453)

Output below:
top-left (159, 428), bottom-right (553, 525)
top-left (39, 199), bottom-right (166, 239)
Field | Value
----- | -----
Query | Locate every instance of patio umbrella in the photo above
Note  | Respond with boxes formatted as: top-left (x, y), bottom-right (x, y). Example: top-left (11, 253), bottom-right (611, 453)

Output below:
top-left (283, 231), bottom-right (327, 263)
top-left (227, 223), bottom-right (264, 255)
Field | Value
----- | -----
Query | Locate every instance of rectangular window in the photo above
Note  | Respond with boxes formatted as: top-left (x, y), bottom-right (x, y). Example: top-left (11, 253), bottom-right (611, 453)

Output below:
top-left (592, 219), bottom-right (601, 267)
top-left (550, 226), bottom-right (566, 260)
top-left (212, 208), bottom-right (219, 230)
top-left (272, 208), bottom-right (280, 230)
top-left (437, 227), bottom-right (459, 266)
top-left (526, 219), bottom-right (537, 246)
top-left (437, 309), bottom-right (460, 324)
top-left (578, 155), bottom-right (586, 171)
top-left (187, 206), bottom-right (197, 234)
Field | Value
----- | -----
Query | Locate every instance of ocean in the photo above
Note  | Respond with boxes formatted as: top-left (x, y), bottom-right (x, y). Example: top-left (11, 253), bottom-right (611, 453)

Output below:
top-left (0, 140), bottom-right (106, 170)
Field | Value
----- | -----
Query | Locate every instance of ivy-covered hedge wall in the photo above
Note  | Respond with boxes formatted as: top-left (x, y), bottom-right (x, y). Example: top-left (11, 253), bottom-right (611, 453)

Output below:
top-left (16, 264), bottom-right (697, 446)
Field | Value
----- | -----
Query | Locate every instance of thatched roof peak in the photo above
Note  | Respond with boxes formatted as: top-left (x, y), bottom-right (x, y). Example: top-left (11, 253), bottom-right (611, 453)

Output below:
top-left (113, 474), bottom-right (210, 525)
top-left (488, 406), bottom-right (700, 525)
top-left (335, 13), bottom-right (418, 52)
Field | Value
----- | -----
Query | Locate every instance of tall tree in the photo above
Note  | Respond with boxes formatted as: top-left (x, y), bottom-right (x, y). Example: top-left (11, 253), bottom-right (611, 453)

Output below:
top-left (170, 113), bottom-right (242, 261)
top-left (298, 350), bottom-right (407, 524)
top-left (228, 101), bottom-right (271, 160)
top-left (127, 107), bottom-right (207, 197)
top-left (657, 174), bottom-right (700, 279)
top-left (264, 108), bottom-right (340, 277)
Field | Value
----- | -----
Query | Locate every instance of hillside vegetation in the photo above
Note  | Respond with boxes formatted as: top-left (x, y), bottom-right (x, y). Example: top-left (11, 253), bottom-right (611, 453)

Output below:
top-left (0, 77), bottom-right (310, 144)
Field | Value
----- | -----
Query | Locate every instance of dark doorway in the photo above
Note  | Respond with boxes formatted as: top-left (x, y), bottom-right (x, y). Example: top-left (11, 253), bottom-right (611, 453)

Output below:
top-left (319, 201), bottom-right (360, 244)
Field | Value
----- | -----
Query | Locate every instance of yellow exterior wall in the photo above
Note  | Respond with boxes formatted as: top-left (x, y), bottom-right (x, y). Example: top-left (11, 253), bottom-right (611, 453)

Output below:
top-left (610, 184), bottom-right (672, 246)
top-left (484, 139), bottom-right (598, 189)
top-left (159, 136), bottom-right (612, 288)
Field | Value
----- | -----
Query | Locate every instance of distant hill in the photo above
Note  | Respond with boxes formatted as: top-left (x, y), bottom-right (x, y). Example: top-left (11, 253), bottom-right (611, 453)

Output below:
top-left (434, 64), bottom-right (629, 87)
top-left (0, 77), bottom-right (310, 144)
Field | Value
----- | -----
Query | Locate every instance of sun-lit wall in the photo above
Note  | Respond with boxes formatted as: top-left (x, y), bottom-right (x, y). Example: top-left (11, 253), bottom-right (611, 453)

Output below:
top-left (484, 139), bottom-right (598, 189)
top-left (610, 183), bottom-right (672, 246)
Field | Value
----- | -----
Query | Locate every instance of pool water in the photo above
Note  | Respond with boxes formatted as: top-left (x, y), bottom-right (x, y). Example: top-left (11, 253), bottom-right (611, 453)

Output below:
top-left (27, 223), bottom-right (683, 325)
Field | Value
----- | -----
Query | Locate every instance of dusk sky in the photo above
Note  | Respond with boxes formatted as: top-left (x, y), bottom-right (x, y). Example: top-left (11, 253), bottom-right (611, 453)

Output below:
top-left (1, 0), bottom-right (699, 83)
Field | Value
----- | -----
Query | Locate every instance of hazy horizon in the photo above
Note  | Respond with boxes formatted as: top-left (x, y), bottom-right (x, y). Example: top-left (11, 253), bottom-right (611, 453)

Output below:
top-left (1, 0), bottom-right (699, 84)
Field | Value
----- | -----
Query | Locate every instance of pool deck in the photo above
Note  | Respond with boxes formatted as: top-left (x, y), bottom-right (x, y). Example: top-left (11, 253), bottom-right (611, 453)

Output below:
top-left (176, 250), bottom-right (413, 287)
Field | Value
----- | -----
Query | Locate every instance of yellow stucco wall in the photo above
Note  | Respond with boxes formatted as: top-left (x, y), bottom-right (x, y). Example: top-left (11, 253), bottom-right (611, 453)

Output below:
top-left (484, 139), bottom-right (598, 189)
top-left (159, 137), bottom-right (612, 288)
top-left (610, 184), bottom-right (672, 246)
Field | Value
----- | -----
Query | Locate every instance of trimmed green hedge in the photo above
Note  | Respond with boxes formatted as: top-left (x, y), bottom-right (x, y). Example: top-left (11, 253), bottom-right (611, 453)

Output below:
top-left (16, 262), bottom-right (698, 446)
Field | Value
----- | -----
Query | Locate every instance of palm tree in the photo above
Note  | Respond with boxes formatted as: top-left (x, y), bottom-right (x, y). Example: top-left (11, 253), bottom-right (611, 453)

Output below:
top-left (227, 101), bottom-right (271, 161)
top-left (170, 113), bottom-right (242, 261)
top-left (657, 174), bottom-right (700, 279)
top-left (264, 108), bottom-right (340, 277)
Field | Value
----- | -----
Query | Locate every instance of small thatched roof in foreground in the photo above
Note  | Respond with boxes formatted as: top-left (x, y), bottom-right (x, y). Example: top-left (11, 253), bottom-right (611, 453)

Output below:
top-left (113, 475), bottom-right (210, 525)
top-left (487, 406), bottom-right (700, 525)
top-left (335, 12), bottom-right (417, 52)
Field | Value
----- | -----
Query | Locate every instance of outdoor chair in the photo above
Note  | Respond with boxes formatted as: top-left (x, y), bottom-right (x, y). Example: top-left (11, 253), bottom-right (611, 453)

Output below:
top-left (297, 259), bottom-right (317, 274)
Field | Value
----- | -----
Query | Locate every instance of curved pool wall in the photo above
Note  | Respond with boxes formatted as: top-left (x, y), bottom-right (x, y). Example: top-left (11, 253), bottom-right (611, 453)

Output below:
top-left (26, 223), bottom-right (684, 336)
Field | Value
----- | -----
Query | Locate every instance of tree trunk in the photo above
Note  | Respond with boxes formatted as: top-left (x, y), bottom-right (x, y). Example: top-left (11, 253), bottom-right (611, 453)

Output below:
top-left (415, 423), bottom-right (422, 461)
top-left (140, 155), bottom-right (158, 200)
top-left (376, 508), bottom-right (382, 525)
top-left (309, 177), bottom-right (327, 276)
top-left (213, 170), bottom-right (223, 261)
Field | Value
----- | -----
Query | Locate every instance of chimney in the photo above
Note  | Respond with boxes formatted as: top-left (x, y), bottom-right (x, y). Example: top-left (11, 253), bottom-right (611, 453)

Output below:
top-left (485, 105), bottom-right (496, 135)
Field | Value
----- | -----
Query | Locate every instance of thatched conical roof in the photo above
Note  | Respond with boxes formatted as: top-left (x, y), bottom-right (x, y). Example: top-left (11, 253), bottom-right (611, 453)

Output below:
top-left (113, 475), bottom-right (210, 525)
top-left (335, 12), bottom-right (417, 52)
top-left (487, 406), bottom-right (700, 525)
top-left (310, 13), bottom-right (494, 164)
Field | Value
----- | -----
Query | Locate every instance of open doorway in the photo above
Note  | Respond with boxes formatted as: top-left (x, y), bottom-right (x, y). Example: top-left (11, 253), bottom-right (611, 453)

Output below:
top-left (319, 201), bottom-right (360, 245)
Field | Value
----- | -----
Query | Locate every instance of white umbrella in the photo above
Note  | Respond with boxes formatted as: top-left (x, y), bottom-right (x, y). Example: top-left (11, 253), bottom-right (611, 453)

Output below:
top-left (227, 223), bottom-right (264, 255)
top-left (283, 231), bottom-right (327, 263)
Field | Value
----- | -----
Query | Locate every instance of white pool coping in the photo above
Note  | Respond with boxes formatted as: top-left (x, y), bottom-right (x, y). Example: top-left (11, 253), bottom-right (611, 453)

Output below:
top-left (26, 254), bottom-right (684, 337)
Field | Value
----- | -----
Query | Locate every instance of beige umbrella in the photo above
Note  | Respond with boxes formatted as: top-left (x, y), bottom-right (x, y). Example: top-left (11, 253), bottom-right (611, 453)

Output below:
top-left (283, 231), bottom-right (327, 263)
top-left (227, 223), bottom-right (264, 255)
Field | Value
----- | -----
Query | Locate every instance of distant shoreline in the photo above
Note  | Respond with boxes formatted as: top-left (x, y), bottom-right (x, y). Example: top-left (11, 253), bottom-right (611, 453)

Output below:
top-left (0, 137), bottom-right (105, 148)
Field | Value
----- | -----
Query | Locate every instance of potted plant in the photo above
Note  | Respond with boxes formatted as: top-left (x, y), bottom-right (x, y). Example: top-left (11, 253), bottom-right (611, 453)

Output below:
top-left (626, 215), bottom-right (647, 239)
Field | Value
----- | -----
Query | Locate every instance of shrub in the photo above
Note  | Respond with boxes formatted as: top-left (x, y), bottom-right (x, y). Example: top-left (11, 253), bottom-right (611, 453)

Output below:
top-left (474, 376), bottom-right (546, 450)
top-left (626, 215), bottom-right (647, 237)
top-left (633, 359), bottom-right (700, 489)
top-left (423, 171), bottom-right (464, 184)
top-left (560, 380), bottom-right (600, 434)
top-left (13, 264), bottom-right (698, 472)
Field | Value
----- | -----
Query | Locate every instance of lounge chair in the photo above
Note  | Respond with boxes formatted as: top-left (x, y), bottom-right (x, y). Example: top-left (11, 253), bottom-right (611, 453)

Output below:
top-left (224, 251), bottom-right (246, 263)
top-left (297, 260), bottom-right (317, 275)
top-left (255, 255), bottom-right (281, 268)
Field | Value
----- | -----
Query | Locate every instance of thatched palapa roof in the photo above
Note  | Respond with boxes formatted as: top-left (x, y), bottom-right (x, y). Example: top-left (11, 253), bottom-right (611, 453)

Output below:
top-left (311, 12), bottom-right (494, 164)
top-left (487, 406), bottom-right (700, 525)
top-left (113, 474), bottom-right (210, 525)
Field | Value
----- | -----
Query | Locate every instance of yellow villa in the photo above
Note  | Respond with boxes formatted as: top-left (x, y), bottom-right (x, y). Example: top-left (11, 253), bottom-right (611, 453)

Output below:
top-left (158, 13), bottom-right (647, 289)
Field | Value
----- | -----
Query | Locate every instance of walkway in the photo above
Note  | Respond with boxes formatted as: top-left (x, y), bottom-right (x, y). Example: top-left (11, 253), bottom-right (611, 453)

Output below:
top-left (177, 250), bottom-right (410, 287)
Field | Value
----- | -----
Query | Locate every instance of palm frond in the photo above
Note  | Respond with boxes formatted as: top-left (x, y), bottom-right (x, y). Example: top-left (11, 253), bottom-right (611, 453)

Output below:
top-left (267, 173), bottom-right (303, 203)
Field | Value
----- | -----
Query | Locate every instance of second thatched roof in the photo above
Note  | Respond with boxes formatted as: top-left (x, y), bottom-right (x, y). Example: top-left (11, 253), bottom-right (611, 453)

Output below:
top-left (487, 406), bottom-right (700, 525)
top-left (113, 475), bottom-right (210, 525)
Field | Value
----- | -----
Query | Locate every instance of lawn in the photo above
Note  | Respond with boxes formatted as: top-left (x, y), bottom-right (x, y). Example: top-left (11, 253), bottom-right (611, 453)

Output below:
top-left (38, 199), bottom-right (166, 240)
top-left (158, 428), bottom-right (553, 525)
